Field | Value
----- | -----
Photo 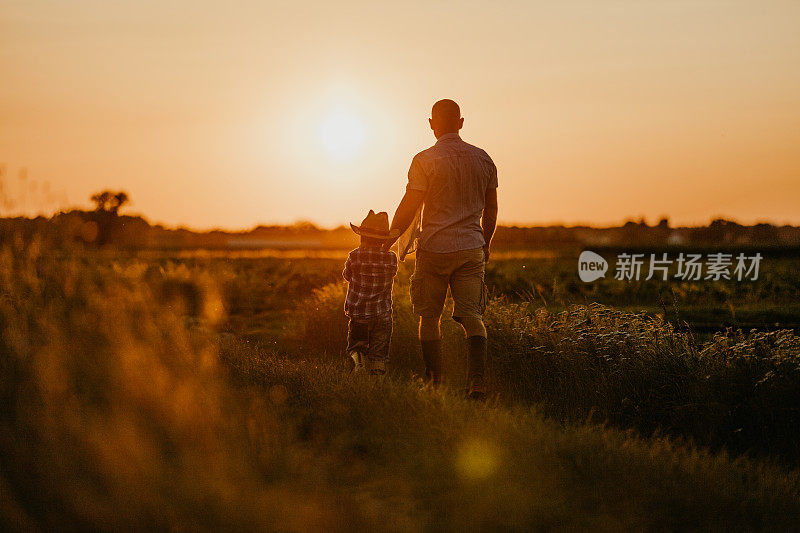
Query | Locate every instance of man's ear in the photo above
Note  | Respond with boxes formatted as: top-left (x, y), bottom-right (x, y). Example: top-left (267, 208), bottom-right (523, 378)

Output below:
top-left (458, 117), bottom-right (464, 130)
top-left (428, 118), bottom-right (434, 130)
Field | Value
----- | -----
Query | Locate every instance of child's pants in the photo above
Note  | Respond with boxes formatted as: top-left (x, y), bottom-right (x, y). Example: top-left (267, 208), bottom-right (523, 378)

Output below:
top-left (346, 315), bottom-right (392, 363)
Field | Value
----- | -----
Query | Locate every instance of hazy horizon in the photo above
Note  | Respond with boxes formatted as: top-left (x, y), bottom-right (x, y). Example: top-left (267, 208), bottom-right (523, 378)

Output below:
top-left (2, 0), bottom-right (799, 230)
top-left (30, 206), bottom-right (800, 233)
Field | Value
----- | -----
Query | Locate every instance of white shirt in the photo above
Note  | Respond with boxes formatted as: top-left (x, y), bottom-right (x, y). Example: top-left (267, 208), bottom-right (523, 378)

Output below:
top-left (406, 133), bottom-right (498, 253)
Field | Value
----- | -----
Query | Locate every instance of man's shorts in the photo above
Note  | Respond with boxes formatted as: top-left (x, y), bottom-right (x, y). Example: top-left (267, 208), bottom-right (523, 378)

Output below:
top-left (410, 247), bottom-right (487, 320)
top-left (346, 315), bottom-right (392, 363)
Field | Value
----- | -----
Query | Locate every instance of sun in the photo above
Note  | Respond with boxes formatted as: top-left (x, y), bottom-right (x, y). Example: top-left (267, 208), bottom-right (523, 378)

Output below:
top-left (317, 107), bottom-right (366, 161)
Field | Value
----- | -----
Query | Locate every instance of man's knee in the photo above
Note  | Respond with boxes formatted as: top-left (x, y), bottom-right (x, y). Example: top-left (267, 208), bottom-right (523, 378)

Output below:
top-left (419, 315), bottom-right (442, 341)
top-left (457, 315), bottom-right (486, 338)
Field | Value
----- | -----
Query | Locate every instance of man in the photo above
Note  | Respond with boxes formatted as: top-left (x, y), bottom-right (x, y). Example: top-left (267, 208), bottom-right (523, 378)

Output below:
top-left (387, 99), bottom-right (498, 399)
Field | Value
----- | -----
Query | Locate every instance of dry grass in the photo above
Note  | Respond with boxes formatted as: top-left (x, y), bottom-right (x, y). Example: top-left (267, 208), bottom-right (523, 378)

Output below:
top-left (292, 282), bottom-right (800, 463)
top-left (2, 247), bottom-right (800, 530)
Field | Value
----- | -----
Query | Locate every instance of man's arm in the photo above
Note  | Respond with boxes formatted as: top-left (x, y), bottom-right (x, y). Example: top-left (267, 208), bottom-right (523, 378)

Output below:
top-left (482, 187), bottom-right (498, 263)
top-left (384, 189), bottom-right (426, 249)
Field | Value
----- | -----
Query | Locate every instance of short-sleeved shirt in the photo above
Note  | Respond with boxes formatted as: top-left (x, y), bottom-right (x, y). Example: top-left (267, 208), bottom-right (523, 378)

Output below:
top-left (342, 246), bottom-right (398, 319)
top-left (406, 133), bottom-right (497, 253)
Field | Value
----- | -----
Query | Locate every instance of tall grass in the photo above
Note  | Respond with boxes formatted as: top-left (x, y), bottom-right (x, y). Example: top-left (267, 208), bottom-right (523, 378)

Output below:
top-left (0, 246), bottom-right (377, 530)
top-left (292, 282), bottom-right (800, 463)
top-left (222, 346), bottom-right (800, 531)
top-left (486, 301), bottom-right (800, 460)
top-left (2, 247), bottom-right (800, 530)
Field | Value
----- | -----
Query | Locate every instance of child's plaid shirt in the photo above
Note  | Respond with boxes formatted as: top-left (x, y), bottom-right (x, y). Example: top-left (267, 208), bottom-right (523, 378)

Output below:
top-left (342, 246), bottom-right (398, 319)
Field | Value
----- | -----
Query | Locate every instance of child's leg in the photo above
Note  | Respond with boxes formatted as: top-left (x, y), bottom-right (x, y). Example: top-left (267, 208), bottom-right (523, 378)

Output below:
top-left (346, 319), bottom-right (370, 372)
top-left (365, 315), bottom-right (392, 375)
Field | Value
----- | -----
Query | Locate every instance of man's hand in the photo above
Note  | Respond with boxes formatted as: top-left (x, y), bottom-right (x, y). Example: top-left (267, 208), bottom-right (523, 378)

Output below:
top-left (481, 188), bottom-right (497, 265)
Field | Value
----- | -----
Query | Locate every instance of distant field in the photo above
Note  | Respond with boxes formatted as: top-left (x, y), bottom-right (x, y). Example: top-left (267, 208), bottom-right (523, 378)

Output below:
top-left (124, 245), bottom-right (800, 339)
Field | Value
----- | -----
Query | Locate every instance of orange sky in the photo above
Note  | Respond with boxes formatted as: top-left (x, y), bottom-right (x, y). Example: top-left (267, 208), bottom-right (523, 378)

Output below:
top-left (2, 1), bottom-right (799, 229)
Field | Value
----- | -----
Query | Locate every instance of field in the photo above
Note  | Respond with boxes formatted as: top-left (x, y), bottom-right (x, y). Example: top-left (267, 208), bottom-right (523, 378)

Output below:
top-left (2, 244), bottom-right (800, 530)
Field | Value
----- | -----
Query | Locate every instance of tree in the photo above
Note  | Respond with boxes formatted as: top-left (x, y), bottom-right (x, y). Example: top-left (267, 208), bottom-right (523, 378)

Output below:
top-left (91, 191), bottom-right (112, 212)
top-left (110, 192), bottom-right (129, 215)
top-left (90, 190), bottom-right (130, 215)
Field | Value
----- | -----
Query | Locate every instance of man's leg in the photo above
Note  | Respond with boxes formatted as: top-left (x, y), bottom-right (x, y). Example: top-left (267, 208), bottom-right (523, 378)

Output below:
top-left (419, 315), bottom-right (442, 386)
top-left (411, 251), bottom-right (448, 386)
top-left (450, 248), bottom-right (488, 399)
top-left (457, 315), bottom-right (487, 338)
top-left (463, 325), bottom-right (487, 400)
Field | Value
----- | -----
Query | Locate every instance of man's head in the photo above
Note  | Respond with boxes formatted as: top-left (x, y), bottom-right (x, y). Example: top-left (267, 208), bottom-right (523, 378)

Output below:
top-left (429, 99), bottom-right (463, 138)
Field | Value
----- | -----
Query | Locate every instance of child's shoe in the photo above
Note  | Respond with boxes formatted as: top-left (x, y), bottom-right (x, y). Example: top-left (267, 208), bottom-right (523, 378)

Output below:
top-left (350, 351), bottom-right (365, 373)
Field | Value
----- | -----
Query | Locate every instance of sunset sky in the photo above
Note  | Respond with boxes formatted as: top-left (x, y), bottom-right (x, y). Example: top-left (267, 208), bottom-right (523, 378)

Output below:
top-left (2, 1), bottom-right (799, 229)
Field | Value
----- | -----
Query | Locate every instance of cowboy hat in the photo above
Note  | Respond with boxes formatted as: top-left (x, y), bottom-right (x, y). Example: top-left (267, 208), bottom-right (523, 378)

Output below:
top-left (350, 210), bottom-right (401, 240)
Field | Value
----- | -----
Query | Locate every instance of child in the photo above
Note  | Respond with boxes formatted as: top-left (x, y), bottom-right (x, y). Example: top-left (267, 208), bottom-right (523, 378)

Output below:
top-left (342, 210), bottom-right (399, 375)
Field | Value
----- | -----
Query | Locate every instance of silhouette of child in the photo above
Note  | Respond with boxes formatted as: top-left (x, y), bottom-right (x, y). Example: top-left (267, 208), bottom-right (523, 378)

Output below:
top-left (342, 210), bottom-right (399, 374)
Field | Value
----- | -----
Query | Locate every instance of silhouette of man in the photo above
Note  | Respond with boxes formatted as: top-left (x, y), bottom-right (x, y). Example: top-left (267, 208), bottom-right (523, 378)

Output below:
top-left (387, 99), bottom-right (498, 399)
